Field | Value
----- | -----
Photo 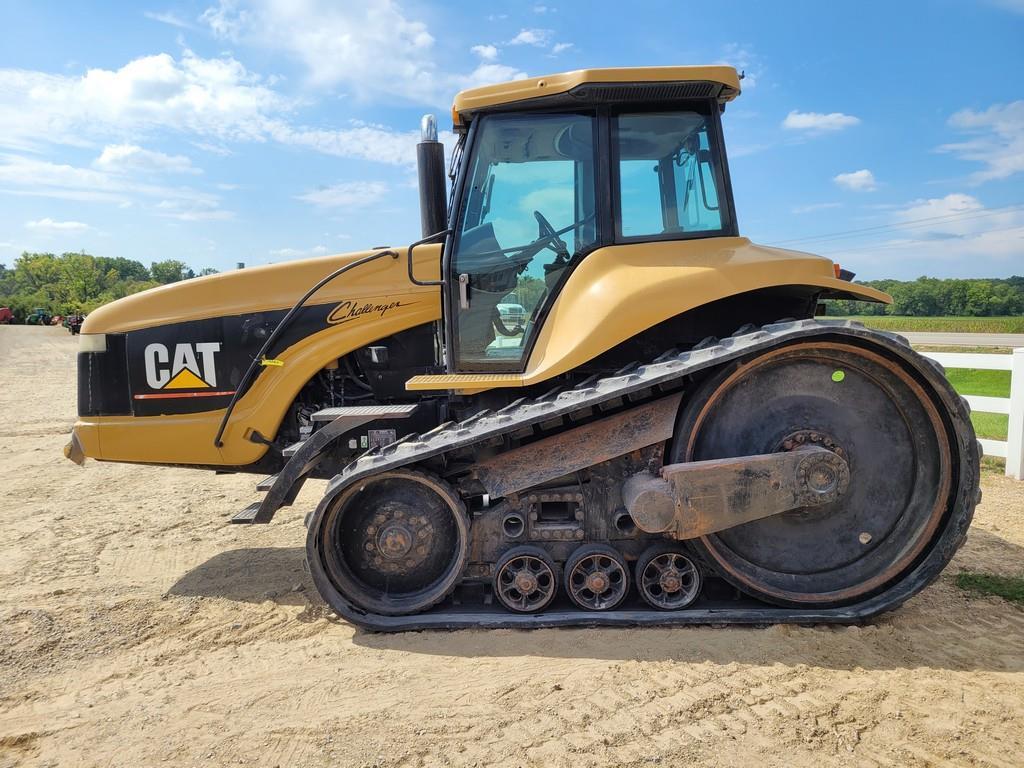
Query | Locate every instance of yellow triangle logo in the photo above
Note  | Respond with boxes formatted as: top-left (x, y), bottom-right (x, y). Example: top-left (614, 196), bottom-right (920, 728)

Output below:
top-left (164, 368), bottom-right (210, 389)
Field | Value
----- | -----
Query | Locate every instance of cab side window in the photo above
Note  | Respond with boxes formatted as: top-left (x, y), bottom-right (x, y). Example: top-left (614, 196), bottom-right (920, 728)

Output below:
top-left (615, 111), bottom-right (725, 239)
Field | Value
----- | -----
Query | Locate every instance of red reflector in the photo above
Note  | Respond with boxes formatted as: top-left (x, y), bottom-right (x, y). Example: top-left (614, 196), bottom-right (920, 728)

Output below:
top-left (833, 263), bottom-right (841, 279)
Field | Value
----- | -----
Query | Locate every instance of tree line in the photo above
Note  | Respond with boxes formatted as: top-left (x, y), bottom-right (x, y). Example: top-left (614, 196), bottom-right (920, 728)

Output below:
top-left (0, 251), bottom-right (218, 320)
top-left (2, 250), bottom-right (1022, 320)
top-left (828, 276), bottom-right (1024, 316)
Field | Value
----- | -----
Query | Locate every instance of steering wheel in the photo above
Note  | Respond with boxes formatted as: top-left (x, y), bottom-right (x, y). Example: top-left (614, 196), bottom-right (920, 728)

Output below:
top-left (534, 210), bottom-right (570, 260)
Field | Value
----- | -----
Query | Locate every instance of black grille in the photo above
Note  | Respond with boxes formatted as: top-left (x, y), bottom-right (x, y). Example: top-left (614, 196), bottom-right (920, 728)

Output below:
top-left (78, 333), bottom-right (131, 416)
top-left (569, 81), bottom-right (720, 103)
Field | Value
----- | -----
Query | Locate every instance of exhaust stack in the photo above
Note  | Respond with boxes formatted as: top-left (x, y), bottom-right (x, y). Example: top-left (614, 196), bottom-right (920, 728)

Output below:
top-left (416, 114), bottom-right (447, 238)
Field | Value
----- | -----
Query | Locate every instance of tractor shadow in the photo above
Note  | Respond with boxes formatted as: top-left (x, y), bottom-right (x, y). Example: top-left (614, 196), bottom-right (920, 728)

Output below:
top-left (168, 545), bottom-right (313, 609)
top-left (167, 528), bottom-right (1024, 673)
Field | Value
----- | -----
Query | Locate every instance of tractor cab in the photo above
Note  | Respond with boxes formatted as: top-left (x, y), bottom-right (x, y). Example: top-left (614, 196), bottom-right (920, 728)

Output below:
top-left (417, 67), bottom-right (741, 373)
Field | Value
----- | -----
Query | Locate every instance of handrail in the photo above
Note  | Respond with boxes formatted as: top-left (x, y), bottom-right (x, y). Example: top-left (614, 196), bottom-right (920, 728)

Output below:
top-left (212, 248), bottom-right (399, 447)
top-left (406, 228), bottom-right (451, 287)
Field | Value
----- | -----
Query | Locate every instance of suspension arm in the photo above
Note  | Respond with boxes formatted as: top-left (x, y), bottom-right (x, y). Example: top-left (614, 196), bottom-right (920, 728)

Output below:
top-left (622, 446), bottom-right (851, 539)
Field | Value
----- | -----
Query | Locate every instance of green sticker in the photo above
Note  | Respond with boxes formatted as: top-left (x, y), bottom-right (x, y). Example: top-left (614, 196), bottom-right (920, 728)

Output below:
top-left (831, 370), bottom-right (845, 383)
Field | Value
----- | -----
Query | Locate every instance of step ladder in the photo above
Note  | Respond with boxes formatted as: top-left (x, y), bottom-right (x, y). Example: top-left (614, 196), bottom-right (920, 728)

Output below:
top-left (231, 403), bottom-right (419, 524)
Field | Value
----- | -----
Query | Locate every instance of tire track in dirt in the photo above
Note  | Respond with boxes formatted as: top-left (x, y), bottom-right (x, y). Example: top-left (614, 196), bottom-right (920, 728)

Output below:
top-left (2, 326), bottom-right (1023, 768)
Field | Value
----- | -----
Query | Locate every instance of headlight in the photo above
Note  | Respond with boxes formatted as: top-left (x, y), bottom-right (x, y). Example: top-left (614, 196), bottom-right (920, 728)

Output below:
top-left (79, 334), bottom-right (107, 353)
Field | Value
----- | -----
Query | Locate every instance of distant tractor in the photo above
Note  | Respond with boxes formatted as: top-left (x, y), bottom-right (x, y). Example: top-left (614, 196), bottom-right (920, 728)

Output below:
top-left (25, 308), bottom-right (52, 325)
top-left (64, 313), bottom-right (85, 335)
top-left (0, 307), bottom-right (13, 324)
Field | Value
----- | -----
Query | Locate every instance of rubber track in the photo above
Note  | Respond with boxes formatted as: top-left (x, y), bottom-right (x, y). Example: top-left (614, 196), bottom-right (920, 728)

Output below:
top-left (305, 319), bottom-right (982, 632)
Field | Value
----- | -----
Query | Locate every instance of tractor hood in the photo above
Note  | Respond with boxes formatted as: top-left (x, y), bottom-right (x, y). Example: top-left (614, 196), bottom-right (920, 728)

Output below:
top-left (82, 246), bottom-right (442, 335)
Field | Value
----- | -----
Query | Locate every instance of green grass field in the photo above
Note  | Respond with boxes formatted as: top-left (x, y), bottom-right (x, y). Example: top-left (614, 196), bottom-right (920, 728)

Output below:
top-left (956, 572), bottom-right (1024, 605)
top-left (836, 316), bottom-right (1024, 333)
top-left (943, 368), bottom-right (1011, 440)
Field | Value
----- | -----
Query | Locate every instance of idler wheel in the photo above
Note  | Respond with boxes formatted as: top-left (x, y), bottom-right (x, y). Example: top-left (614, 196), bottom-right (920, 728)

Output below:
top-left (314, 469), bottom-right (469, 616)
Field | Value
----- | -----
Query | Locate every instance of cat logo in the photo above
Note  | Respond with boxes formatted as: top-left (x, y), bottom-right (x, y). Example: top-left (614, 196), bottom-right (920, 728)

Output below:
top-left (135, 342), bottom-right (234, 400)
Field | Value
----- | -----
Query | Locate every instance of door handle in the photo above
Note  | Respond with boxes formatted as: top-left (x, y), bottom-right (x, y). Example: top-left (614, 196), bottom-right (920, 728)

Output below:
top-left (458, 273), bottom-right (470, 309)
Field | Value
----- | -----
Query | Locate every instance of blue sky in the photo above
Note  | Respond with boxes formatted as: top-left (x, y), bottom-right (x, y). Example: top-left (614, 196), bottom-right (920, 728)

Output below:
top-left (0, 0), bottom-right (1021, 280)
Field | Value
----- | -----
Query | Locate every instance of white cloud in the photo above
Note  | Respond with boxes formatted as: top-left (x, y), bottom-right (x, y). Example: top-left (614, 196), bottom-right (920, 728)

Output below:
top-left (94, 144), bottom-right (200, 174)
top-left (551, 42), bottom-right (574, 55)
top-left (0, 49), bottom-right (440, 168)
top-left (0, 49), bottom-right (284, 150)
top-left (0, 154), bottom-right (228, 215)
top-left (192, 141), bottom-right (234, 157)
top-left (986, 0), bottom-right (1024, 12)
top-left (197, 0), bottom-right (528, 105)
top-left (508, 28), bottom-right (553, 47)
top-left (154, 198), bottom-right (233, 221)
top-left (143, 10), bottom-right (193, 29)
top-left (297, 181), bottom-right (389, 208)
top-left (0, 241), bottom-right (15, 249)
top-left (782, 110), bottom-right (860, 133)
top-left (199, 0), bottom-right (250, 39)
top-left (792, 202), bottom-right (842, 214)
top-left (25, 217), bottom-right (90, 232)
top-left (533, 5), bottom-right (555, 12)
top-left (267, 121), bottom-right (428, 166)
top-left (269, 244), bottom-right (330, 258)
top-left (200, 0), bottom-right (441, 103)
top-left (833, 169), bottom-right (877, 191)
top-left (471, 44), bottom-right (498, 61)
top-left (892, 193), bottom-right (986, 229)
top-left (937, 101), bottom-right (1024, 184)
top-left (824, 194), bottom-right (1024, 273)
top-left (716, 43), bottom-right (761, 88)
top-left (455, 64), bottom-right (529, 91)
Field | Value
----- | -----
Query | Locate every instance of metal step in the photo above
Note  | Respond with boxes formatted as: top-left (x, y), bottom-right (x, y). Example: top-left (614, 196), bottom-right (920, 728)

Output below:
top-left (310, 403), bottom-right (420, 422)
top-left (230, 502), bottom-right (261, 524)
top-left (256, 473), bottom-right (278, 491)
top-left (282, 440), bottom-right (305, 458)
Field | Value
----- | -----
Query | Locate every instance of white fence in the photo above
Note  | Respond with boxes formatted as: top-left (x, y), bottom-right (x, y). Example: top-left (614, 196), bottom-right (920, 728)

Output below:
top-left (920, 348), bottom-right (1024, 480)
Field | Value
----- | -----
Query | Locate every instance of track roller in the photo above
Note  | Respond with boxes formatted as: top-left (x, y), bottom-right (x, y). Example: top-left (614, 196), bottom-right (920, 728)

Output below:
top-left (635, 544), bottom-right (702, 610)
top-left (564, 544), bottom-right (630, 611)
top-left (493, 546), bottom-right (559, 613)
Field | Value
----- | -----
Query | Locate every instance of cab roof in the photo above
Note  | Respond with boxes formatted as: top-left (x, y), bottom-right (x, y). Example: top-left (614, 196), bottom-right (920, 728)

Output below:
top-left (452, 65), bottom-right (741, 126)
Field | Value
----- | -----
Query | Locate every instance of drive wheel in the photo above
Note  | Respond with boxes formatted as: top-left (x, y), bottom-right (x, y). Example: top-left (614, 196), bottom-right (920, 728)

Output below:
top-left (674, 340), bottom-right (955, 607)
top-left (312, 469), bottom-right (469, 616)
top-left (636, 544), bottom-right (702, 610)
top-left (493, 546), bottom-right (559, 613)
top-left (564, 544), bottom-right (630, 611)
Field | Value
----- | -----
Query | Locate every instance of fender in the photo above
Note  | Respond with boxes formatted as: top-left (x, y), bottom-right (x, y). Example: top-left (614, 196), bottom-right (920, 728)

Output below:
top-left (406, 237), bottom-right (890, 392)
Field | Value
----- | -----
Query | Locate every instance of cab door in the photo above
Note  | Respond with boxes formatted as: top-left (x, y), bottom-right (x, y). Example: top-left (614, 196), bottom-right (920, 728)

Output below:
top-left (447, 112), bottom-right (599, 372)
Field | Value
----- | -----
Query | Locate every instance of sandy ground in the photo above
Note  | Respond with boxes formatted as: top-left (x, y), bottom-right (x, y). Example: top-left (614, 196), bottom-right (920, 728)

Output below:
top-left (1, 325), bottom-right (1023, 768)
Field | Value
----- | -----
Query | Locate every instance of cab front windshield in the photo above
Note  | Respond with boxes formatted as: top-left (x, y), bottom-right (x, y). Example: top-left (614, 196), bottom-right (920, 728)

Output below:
top-left (453, 112), bottom-right (598, 369)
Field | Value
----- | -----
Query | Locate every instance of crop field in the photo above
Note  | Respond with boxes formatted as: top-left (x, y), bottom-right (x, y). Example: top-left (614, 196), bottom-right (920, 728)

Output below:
top-left (835, 316), bottom-right (1024, 334)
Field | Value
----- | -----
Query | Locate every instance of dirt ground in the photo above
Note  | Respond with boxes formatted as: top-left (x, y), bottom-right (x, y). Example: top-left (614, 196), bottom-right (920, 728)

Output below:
top-left (1, 325), bottom-right (1023, 768)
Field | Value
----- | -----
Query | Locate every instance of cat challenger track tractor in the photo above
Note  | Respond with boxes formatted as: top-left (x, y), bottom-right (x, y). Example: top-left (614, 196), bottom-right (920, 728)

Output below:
top-left (67, 67), bottom-right (980, 631)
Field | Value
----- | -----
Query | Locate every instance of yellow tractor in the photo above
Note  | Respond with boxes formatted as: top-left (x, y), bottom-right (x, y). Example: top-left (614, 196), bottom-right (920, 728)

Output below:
top-left (67, 66), bottom-right (979, 630)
